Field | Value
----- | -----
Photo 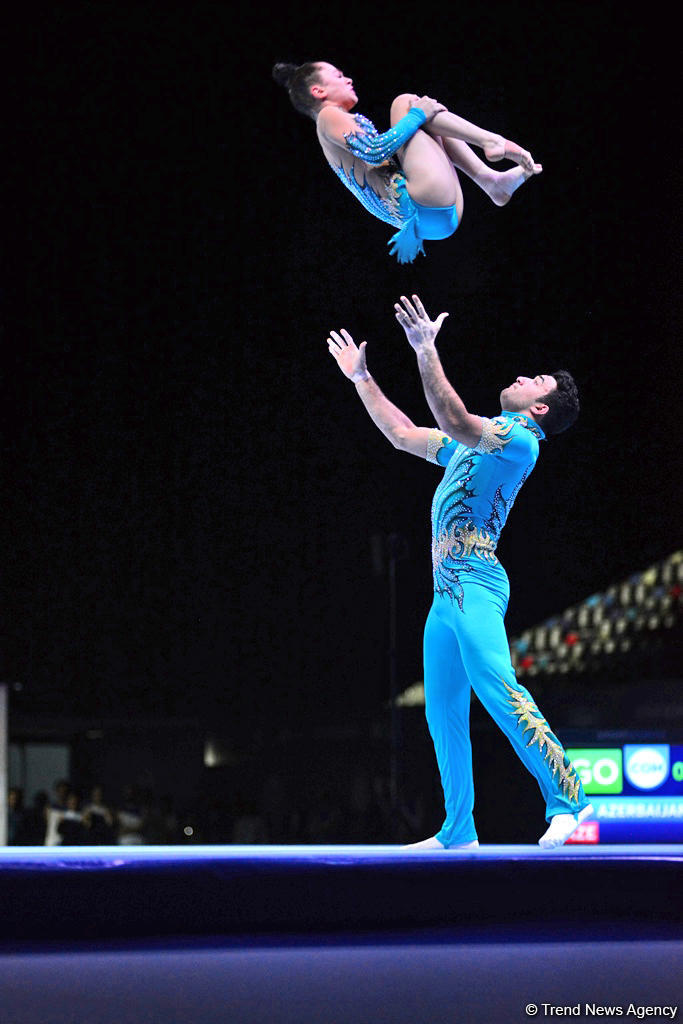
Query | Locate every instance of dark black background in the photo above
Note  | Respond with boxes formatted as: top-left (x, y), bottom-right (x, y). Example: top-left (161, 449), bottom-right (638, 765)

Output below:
top-left (4, 3), bottom-right (680, 746)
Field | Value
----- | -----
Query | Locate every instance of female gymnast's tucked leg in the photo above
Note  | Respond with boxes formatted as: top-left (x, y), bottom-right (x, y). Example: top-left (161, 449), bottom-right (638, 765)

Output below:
top-left (390, 93), bottom-right (541, 215)
top-left (390, 94), bottom-right (464, 215)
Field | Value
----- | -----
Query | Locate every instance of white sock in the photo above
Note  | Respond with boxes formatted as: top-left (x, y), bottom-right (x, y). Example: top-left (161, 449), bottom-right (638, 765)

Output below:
top-left (538, 804), bottom-right (594, 849)
top-left (401, 835), bottom-right (444, 850)
top-left (401, 836), bottom-right (479, 851)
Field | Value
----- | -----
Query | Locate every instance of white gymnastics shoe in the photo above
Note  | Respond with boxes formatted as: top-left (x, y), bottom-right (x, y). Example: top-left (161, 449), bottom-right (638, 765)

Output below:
top-left (538, 804), bottom-right (594, 849)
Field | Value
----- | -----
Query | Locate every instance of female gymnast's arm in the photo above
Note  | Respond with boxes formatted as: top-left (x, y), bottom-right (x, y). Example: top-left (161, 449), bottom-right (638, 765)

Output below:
top-left (316, 96), bottom-right (444, 164)
top-left (393, 294), bottom-right (483, 447)
top-left (326, 328), bottom-right (437, 458)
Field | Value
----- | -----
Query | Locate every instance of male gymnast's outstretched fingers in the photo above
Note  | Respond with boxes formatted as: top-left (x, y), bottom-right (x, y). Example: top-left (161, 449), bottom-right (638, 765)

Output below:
top-left (327, 329), bottom-right (368, 381)
top-left (394, 294), bottom-right (449, 350)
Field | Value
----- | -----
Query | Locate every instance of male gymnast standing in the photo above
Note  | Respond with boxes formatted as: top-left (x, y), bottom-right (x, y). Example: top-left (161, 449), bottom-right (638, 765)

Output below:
top-left (327, 295), bottom-right (593, 849)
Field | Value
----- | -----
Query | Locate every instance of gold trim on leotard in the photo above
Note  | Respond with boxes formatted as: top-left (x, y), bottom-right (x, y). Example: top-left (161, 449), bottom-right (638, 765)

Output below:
top-left (426, 428), bottom-right (453, 465)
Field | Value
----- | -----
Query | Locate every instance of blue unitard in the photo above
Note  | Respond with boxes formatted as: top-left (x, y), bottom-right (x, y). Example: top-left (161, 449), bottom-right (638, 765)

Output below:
top-left (328, 110), bottom-right (460, 263)
top-left (424, 412), bottom-right (590, 846)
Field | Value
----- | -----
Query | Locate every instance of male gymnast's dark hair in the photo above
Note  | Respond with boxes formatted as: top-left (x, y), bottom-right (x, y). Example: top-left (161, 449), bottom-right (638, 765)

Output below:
top-left (272, 61), bottom-right (323, 118)
top-left (540, 370), bottom-right (580, 434)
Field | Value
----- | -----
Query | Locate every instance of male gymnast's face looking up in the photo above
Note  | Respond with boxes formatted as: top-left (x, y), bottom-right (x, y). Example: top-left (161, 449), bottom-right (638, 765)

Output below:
top-left (309, 62), bottom-right (358, 111)
top-left (500, 374), bottom-right (557, 419)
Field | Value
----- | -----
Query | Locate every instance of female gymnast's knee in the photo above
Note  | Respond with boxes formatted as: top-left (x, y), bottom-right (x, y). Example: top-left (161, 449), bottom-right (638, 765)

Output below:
top-left (390, 93), bottom-right (421, 122)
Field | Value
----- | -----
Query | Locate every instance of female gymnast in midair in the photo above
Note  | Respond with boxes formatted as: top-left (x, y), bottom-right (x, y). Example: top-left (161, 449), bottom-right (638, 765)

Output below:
top-left (272, 61), bottom-right (542, 263)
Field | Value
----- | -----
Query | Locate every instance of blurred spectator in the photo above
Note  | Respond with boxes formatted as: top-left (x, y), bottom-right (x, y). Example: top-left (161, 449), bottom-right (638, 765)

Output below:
top-left (261, 773), bottom-right (300, 843)
top-left (372, 774), bottom-right (394, 836)
top-left (7, 787), bottom-right (25, 845)
top-left (13, 790), bottom-right (49, 845)
top-left (200, 791), bottom-right (233, 844)
top-left (143, 794), bottom-right (180, 844)
top-left (81, 785), bottom-right (116, 845)
top-left (340, 769), bottom-right (391, 843)
top-left (7, 760), bottom-right (426, 847)
top-left (303, 784), bottom-right (344, 843)
top-left (117, 785), bottom-right (145, 844)
top-left (57, 791), bottom-right (87, 845)
top-left (392, 778), bottom-right (427, 844)
top-left (231, 792), bottom-right (268, 844)
top-left (45, 778), bottom-right (72, 846)
top-left (51, 779), bottom-right (70, 810)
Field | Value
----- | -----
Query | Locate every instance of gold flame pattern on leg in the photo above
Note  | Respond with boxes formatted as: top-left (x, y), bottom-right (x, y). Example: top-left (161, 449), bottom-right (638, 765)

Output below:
top-left (503, 681), bottom-right (581, 803)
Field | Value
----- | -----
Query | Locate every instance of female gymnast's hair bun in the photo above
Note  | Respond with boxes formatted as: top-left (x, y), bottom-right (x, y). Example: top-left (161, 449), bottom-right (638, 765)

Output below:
top-left (272, 63), bottom-right (298, 88)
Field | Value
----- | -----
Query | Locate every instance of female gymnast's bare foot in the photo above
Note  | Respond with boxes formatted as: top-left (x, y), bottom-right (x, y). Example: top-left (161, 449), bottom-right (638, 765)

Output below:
top-left (479, 165), bottom-right (543, 207)
top-left (483, 137), bottom-right (540, 174)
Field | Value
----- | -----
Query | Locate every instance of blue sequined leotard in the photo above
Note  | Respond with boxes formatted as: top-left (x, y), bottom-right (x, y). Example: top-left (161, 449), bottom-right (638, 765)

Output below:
top-left (329, 110), bottom-right (459, 263)
top-left (427, 411), bottom-right (545, 610)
